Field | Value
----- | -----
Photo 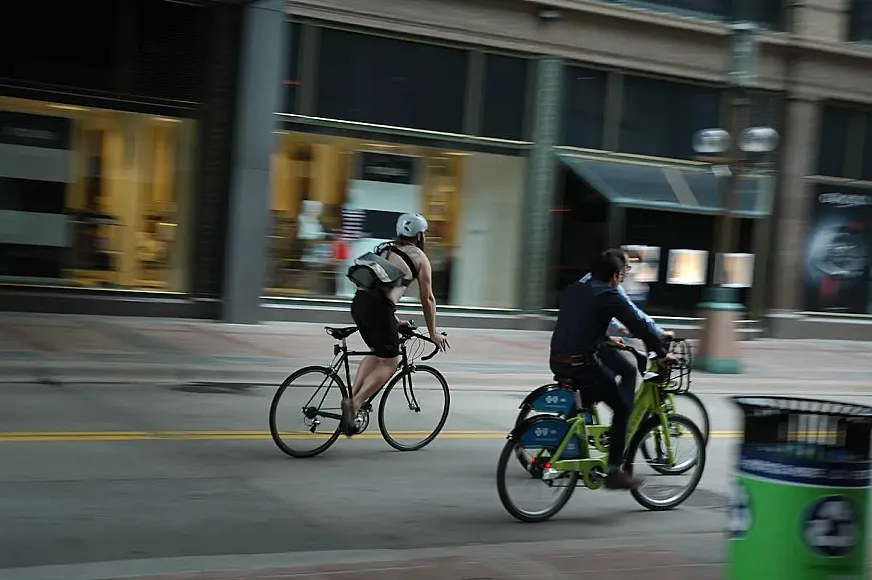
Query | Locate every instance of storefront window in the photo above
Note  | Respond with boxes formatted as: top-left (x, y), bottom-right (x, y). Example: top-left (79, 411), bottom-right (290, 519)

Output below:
top-left (266, 132), bottom-right (527, 308)
top-left (0, 97), bottom-right (195, 292)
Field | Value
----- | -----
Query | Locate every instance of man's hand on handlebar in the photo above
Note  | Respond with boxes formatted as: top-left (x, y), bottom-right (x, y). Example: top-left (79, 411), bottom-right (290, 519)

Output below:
top-left (430, 331), bottom-right (450, 352)
top-left (660, 330), bottom-right (675, 341)
top-left (608, 336), bottom-right (627, 347)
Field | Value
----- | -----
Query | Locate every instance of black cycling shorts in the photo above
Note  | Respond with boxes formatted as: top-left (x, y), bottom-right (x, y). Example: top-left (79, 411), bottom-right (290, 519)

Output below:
top-left (350, 290), bottom-right (399, 359)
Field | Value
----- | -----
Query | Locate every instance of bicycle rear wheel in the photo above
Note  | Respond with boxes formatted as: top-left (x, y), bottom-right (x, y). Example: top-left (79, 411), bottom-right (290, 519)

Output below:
top-left (269, 365), bottom-right (348, 458)
top-left (496, 439), bottom-right (578, 523)
top-left (378, 364), bottom-right (450, 452)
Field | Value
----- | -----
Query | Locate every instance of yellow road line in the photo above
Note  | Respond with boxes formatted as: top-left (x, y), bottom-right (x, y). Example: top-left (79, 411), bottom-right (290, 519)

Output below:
top-left (0, 429), bottom-right (838, 443)
top-left (0, 429), bottom-right (765, 443)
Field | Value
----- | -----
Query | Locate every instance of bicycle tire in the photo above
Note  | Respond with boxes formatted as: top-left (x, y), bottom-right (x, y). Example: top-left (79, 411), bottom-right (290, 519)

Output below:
top-left (624, 413), bottom-right (706, 511)
top-left (640, 392), bottom-right (709, 474)
top-left (496, 439), bottom-right (579, 523)
top-left (269, 365), bottom-right (348, 458)
top-left (378, 364), bottom-right (450, 452)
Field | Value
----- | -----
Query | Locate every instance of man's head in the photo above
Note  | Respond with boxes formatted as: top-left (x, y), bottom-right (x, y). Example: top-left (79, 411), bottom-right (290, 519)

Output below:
top-left (395, 213), bottom-right (429, 250)
top-left (591, 249), bottom-right (629, 287)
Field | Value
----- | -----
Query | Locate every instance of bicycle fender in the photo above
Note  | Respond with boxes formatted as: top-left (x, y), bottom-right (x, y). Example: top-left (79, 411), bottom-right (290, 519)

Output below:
top-left (520, 384), bottom-right (577, 416)
top-left (518, 383), bottom-right (560, 408)
top-left (508, 416), bottom-right (584, 459)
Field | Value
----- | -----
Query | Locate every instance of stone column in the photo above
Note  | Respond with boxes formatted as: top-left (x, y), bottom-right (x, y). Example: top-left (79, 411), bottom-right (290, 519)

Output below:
top-left (792, 0), bottom-right (852, 43)
top-left (518, 55), bottom-right (563, 314)
top-left (767, 96), bottom-right (821, 336)
top-left (222, 0), bottom-right (289, 323)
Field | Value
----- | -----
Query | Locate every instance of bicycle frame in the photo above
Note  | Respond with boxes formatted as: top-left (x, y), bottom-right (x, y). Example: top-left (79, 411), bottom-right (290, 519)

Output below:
top-left (535, 380), bottom-right (674, 490)
top-left (302, 332), bottom-right (421, 424)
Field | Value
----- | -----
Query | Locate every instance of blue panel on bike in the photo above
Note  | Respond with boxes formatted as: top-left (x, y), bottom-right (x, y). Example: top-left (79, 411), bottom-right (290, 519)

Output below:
top-left (563, 436), bottom-right (583, 460)
top-left (529, 388), bottom-right (576, 415)
top-left (517, 418), bottom-right (583, 459)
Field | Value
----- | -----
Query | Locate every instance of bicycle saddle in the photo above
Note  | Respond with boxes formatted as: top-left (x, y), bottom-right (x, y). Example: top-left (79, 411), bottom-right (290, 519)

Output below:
top-left (325, 326), bottom-right (359, 340)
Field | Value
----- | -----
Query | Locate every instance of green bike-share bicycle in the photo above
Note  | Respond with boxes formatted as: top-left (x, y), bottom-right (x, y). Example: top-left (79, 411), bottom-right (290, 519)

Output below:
top-left (512, 338), bottom-right (708, 476)
top-left (496, 349), bottom-right (706, 523)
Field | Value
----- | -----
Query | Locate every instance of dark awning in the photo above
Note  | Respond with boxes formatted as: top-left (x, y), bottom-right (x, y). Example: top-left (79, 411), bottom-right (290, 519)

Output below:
top-left (557, 152), bottom-right (773, 217)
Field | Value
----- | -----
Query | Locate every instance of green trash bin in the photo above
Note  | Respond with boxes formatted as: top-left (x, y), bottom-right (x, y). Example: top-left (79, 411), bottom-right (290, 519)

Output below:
top-left (728, 396), bottom-right (872, 579)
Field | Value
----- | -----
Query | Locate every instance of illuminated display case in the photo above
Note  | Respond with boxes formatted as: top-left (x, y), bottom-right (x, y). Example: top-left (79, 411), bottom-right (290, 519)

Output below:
top-left (716, 253), bottom-right (755, 288)
top-left (667, 249), bottom-right (708, 285)
top-left (623, 245), bottom-right (661, 283)
top-left (0, 96), bottom-right (195, 292)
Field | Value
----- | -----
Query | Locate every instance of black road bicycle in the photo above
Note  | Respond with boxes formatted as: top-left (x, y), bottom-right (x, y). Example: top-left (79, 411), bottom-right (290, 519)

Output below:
top-left (269, 321), bottom-right (450, 458)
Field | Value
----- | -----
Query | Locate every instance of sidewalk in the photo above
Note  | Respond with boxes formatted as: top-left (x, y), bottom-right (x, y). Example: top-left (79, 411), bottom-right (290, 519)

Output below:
top-left (0, 312), bottom-right (870, 390)
top-left (4, 537), bottom-right (723, 580)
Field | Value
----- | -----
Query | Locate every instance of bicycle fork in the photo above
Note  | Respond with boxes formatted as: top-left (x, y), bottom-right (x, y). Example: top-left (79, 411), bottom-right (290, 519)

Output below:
top-left (652, 411), bottom-right (677, 466)
top-left (401, 369), bottom-right (421, 413)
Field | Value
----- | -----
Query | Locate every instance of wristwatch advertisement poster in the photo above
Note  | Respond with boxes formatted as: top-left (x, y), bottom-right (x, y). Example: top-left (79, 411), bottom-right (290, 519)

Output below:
top-left (803, 185), bottom-right (872, 314)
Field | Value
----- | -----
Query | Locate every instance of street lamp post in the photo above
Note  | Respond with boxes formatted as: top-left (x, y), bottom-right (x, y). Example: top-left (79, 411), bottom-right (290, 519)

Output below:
top-left (691, 22), bottom-right (779, 374)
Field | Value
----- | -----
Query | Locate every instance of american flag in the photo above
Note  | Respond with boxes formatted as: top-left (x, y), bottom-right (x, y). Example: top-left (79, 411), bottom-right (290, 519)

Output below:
top-left (341, 207), bottom-right (365, 242)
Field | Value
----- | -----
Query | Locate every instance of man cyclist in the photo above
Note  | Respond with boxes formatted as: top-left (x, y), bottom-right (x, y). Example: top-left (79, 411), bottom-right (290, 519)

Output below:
top-left (581, 249), bottom-right (672, 389)
top-left (580, 248), bottom-right (672, 343)
top-left (343, 213), bottom-right (450, 436)
top-left (551, 250), bottom-right (679, 490)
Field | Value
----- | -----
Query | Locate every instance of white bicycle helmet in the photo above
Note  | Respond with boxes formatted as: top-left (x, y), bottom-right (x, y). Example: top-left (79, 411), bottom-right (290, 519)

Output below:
top-left (396, 213), bottom-right (428, 237)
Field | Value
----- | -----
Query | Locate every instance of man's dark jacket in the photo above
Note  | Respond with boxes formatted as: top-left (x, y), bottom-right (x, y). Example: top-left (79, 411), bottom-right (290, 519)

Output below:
top-left (550, 279), bottom-right (668, 365)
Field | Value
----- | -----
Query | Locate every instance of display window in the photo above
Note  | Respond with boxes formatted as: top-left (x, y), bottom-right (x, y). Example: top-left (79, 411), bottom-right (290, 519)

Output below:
top-left (0, 96), bottom-right (195, 292)
top-left (804, 183), bottom-right (872, 315)
top-left (666, 249), bottom-right (709, 286)
top-left (267, 131), bottom-right (528, 308)
top-left (267, 132), bottom-right (465, 304)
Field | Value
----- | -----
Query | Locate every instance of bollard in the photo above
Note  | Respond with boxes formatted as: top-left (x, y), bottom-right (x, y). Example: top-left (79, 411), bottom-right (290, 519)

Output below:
top-left (728, 396), bottom-right (872, 579)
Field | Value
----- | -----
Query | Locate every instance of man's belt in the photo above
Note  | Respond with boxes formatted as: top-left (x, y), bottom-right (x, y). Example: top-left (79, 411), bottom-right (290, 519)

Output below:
top-left (550, 353), bottom-right (598, 367)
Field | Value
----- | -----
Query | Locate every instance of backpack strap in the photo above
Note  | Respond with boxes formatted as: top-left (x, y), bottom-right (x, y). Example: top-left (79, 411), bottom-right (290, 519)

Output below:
top-left (387, 244), bottom-right (419, 280)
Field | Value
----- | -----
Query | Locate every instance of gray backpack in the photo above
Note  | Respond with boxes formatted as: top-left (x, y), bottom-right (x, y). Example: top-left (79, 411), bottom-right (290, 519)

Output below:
top-left (347, 243), bottom-right (419, 292)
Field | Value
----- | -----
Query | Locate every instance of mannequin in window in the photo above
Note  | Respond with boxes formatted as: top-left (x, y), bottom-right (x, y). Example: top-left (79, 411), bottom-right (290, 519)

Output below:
top-left (297, 199), bottom-right (327, 292)
top-left (297, 199), bottom-right (325, 243)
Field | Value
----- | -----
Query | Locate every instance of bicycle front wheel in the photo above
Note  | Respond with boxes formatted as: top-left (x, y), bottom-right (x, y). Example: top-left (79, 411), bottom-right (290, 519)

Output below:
top-left (378, 364), bottom-right (450, 452)
top-left (625, 413), bottom-right (706, 511)
top-left (269, 365), bottom-right (348, 458)
top-left (641, 392), bottom-right (710, 474)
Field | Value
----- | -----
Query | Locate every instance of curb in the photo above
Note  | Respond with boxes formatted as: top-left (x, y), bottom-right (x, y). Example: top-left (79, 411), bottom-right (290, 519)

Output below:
top-left (0, 534), bottom-right (725, 580)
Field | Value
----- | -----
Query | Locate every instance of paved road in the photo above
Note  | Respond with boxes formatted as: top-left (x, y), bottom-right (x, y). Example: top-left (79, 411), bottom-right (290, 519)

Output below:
top-left (3, 313), bottom-right (872, 577)
top-left (0, 378), bottom-right (761, 579)
top-left (10, 379), bottom-right (872, 579)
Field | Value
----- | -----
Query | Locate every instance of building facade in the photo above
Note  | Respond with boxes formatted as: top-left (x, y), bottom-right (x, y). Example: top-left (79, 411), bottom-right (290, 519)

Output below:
top-left (2, 0), bottom-right (872, 335)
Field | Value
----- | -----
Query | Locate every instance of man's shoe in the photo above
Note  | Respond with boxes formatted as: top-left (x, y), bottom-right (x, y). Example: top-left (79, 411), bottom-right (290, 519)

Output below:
top-left (340, 399), bottom-right (356, 437)
top-left (604, 469), bottom-right (644, 490)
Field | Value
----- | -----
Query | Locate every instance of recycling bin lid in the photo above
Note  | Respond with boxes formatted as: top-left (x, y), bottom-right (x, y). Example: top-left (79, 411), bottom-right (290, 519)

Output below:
top-left (732, 395), bottom-right (872, 420)
top-left (732, 396), bottom-right (872, 460)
